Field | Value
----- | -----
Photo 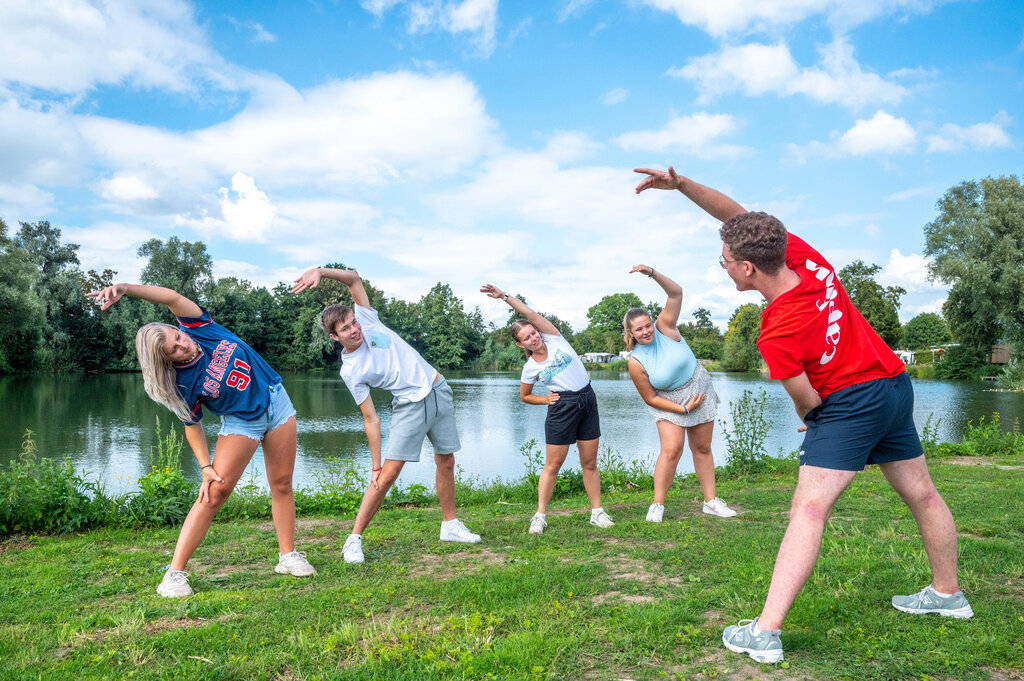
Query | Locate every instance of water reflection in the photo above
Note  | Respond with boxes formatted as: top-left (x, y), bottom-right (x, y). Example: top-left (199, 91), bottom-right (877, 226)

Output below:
top-left (1, 370), bottom-right (1021, 495)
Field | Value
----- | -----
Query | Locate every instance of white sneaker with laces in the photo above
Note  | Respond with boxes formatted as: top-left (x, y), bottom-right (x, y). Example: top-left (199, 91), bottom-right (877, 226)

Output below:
top-left (157, 569), bottom-right (193, 598)
top-left (275, 551), bottom-right (316, 576)
top-left (590, 508), bottom-right (615, 528)
top-left (646, 503), bottom-right (665, 523)
top-left (342, 534), bottom-right (364, 564)
top-left (440, 519), bottom-right (482, 543)
top-left (528, 513), bottom-right (547, 534)
top-left (702, 497), bottom-right (738, 518)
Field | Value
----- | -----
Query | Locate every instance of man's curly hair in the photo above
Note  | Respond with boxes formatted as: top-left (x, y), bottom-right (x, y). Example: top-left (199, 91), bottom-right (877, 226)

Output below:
top-left (719, 211), bottom-right (788, 274)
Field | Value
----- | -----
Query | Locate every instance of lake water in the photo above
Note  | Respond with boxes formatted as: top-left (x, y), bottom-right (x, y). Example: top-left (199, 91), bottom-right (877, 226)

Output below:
top-left (2, 370), bottom-right (1022, 495)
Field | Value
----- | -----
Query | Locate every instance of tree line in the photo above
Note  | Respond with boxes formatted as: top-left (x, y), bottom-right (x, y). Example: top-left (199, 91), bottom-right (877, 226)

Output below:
top-left (0, 174), bottom-right (1019, 376)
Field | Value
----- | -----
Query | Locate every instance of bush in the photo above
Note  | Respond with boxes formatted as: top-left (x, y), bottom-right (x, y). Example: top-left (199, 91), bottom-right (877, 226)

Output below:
top-left (998, 360), bottom-right (1024, 390)
top-left (719, 389), bottom-right (775, 475)
top-left (0, 430), bottom-right (106, 535)
top-left (934, 345), bottom-right (983, 379)
top-left (120, 419), bottom-right (194, 526)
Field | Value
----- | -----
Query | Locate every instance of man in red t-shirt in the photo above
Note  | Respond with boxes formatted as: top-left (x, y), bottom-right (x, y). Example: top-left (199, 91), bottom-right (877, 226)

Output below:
top-left (636, 166), bottom-right (971, 664)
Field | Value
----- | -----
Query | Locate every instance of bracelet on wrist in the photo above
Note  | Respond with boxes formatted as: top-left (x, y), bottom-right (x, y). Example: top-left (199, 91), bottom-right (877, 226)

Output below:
top-left (501, 293), bottom-right (509, 302)
top-left (683, 405), bottom-right (689, 415)
top-left (372, 466), bottom-right (382, 472)
top-left (201, 463), bottom-right (213, 470)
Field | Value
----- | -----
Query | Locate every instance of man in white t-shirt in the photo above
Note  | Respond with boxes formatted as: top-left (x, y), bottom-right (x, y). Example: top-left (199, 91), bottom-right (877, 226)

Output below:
top-left (292, 266), bottom-right (481, 564)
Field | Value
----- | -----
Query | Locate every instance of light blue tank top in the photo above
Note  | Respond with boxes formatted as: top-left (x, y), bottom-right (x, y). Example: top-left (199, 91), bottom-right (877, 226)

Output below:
top-left (630, 326), bottom-right (698, 391)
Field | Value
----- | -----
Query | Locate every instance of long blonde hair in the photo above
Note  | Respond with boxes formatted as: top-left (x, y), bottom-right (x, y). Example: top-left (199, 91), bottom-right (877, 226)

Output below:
top-left (622, 308), bottom-right (652, 351)
top-left (136, 323), bottom-right (194, 422)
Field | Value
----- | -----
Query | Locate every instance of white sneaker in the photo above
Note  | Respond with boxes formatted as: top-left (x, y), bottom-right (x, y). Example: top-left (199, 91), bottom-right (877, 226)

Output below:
top-left (703, 497), bottom-right (738, 518)
top-left (646, 503), bottom-right (665, 523)
top-left (528, 513), bottom-right (547, 534)
top-left (342, 535), bottom-right (364, 564)
top-left (157, 569), bottom-right (193, 598)
top-left (590, 508), bottom-right (615, 528)
top-left (440, 519), bottom-right (482, 543)
top-left (275, 551), bottom-right (317, 576)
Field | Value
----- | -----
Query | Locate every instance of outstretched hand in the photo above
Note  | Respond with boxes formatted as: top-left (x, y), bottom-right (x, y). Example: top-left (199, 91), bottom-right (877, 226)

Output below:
top-left (480, 284), bottom-right (506, 300)
top-left (291, 267), bottom-right (321, 294)
top-left (629, 264), bottom-right (656, 277)
top-left (86, 283), bottom-right (128, 311)
top-left (634, 166), bottom-right (681, 194)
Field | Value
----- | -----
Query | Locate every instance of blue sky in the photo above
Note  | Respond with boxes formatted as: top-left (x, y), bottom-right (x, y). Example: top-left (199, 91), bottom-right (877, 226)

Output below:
top-left (1, 0), bottom-right (1021, 330)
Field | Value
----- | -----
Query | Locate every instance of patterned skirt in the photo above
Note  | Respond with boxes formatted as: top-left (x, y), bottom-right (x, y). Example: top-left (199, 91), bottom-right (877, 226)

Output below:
top-left (647, 363), bottom-right (719, 428)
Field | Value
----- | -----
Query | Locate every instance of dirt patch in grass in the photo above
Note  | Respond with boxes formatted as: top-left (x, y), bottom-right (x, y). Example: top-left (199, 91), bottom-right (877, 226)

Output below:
top-left (57, 614), bottom-right (238, 658)
top-left (602, 553), bottom-right (682, 587)
top-left (944, 457), bottom-right (1024, 470)
top-left (986, 668), bottom-right (1024, 681)
top-left (407, 547), bottom-right (506, 578)
top-left (677, 649), bottom-right (821, 681)
top-left (0, 536), bottom-right (31, 554)
top-left (254, 517), bottom-right (349, 533)
top-left (591, 590), bottom-right (655, 606)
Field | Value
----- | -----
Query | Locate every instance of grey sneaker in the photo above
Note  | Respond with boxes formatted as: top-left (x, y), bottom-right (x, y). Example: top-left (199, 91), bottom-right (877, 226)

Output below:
top-left (157, 569), bottom-right (193, 598)
top-left (440, 519), bottom-right (481, 543)
top-left (528, 513), bottom-right (547, 535)
top-left (275, 551), bottom-right (316, 576)
top-left (892, 585), bottom-right (973, 618)
top-left (703, 497), bottom-right (738, 518)
top-left (646, 503), bottom-right (665, 523)
top-left (342, 535), bottom-right (364, 564)
top-left (590, 508), bottom-right (615, 528)
top-left (722, 618), bottom-right (784, 664)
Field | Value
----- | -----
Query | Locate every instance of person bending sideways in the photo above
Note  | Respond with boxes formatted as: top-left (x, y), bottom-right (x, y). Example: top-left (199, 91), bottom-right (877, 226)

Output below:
top-left (481, 284), bottom-right (614, 534)
top-left (88, 283), bottom-right (315, 598)
top-left (623, 264), bottom-right (735, 522)
top-left (292, 266), bottom-right (481, 564)
top-left (635, 166), bottom-right (972, 664)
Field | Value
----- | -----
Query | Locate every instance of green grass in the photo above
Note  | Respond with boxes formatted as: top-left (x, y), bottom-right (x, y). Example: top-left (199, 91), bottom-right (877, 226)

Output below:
top-left (2, 456), bottom-right (1022, 681)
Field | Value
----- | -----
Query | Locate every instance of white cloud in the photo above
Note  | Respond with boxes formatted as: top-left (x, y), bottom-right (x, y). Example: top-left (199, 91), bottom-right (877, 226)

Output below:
top-left (217, 173), bottom-right (276, 242)
top-left (62, 222), bottom-right (161, 283)
top-left (0, 0), bottom-right (235, 95)
top-left (559, 0), bottom-right (596, 22)
top-left (877, 248), bottom-right (943, 293)
top-left (670, 38), bottom-right (907, 109)
top-left (615, 113), bottom-right (749, 158)
top-left (926, 111), bottom-right (1013, 152)
top-left (98, 174), bottom-right (159, 202)
top-left (791, 110), bottom-right (916, 159)
top-left (0, 183), bottom-right (55, 221)
top-left (228, 17), bottom-right (278, 43)
top-left (885, 186), bottom-right (934, 202)
top-left (638, 0), bottom-right (944, 37)
top-left (602, 88), bottom-right (628, 105)
top-left (363, 0), bottom-right (499, 55)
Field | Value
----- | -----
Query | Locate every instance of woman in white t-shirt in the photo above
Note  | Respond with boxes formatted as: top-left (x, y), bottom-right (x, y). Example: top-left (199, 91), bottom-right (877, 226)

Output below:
top-left (481, 284), bottom-right (614, 534)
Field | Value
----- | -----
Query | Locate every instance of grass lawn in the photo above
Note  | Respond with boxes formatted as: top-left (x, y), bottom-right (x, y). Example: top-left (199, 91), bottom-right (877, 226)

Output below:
top-left (2, 455), bottom-right (1022, 681)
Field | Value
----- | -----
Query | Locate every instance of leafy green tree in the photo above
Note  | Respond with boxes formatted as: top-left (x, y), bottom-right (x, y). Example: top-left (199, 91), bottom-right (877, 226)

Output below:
top-left (901, 312), bottom-right (952, 350)
top-left (576, 292), bottom-right (660, 354)
top-left (924, 175), bottom-right (1024, 355)
top-left (0, 220), bottom-right (45, 372)
top-left (723, 303), bottom-right (764, 371)
top-left (138, 237), bottom-right (214, 302)
top-left (679, 306), bottom-right (724, 360)
top-left (838, 260), bottom-right (905, 348)
top-left (419, 283), bottom-right (475, 369)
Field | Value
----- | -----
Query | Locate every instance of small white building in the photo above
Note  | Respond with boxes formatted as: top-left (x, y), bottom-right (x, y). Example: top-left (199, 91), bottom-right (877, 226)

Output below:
top-left (582, 352), bottom-right (616, 364)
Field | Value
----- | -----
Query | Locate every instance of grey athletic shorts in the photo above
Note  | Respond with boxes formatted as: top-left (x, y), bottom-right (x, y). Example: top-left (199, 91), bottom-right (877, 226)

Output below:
top-left (386, 376), bottom-right (461, 462)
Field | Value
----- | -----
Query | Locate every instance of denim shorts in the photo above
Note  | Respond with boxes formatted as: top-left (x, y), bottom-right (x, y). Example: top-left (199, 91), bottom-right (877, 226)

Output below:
top-left (219, 383), bottom-right (297, 441)
top-left (386, 376), bottom-right (461, 462)
top-left (800, 372), bottom-right (923, 471)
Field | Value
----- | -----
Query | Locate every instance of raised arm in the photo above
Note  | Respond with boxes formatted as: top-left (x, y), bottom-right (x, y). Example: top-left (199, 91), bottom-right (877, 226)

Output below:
top-left (630, 264), bottom-right (682, 338)
top-left (292, 266), bottom-right (370, 308)
top-left (634, 166), bottom-right (746, 223)
top-left (87, 283), bottom-right (202, 318)
top-left (480, 284), bottom-right (560, 336)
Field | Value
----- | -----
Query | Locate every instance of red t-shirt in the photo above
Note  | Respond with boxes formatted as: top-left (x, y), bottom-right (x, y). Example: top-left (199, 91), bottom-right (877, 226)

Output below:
top-left (758, 233), bottom-right (905, 398)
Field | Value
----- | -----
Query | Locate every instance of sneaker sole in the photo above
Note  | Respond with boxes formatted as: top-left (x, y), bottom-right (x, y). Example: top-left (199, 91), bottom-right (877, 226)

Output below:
top-left (645, 517), bottom-right (663, 523)
top-left (439, 535), bottom-right (482, 543)
top-left (892, 603), bottom-right (974, 618)
top-left (156, 587), bottom-right (193, 598)
top-left (275, 566), bottom-right (317, 576)
top-left (703, 508), bottom-right (737, 517)
top-left (722, 638), bottom-right (784, 664)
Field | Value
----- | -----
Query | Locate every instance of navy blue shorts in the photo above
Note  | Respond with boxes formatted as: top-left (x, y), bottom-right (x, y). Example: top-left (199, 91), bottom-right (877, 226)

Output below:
top-left (544, 383), bottom-right (601, 446)
top-left (800, 372), bottom-right (923, 471)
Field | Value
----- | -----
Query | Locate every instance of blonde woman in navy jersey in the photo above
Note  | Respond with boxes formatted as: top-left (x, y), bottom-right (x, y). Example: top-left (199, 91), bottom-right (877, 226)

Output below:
top-left (88, 282), bottom-right (315, 598)
top-left (623, 264), bottom-right (736, 522)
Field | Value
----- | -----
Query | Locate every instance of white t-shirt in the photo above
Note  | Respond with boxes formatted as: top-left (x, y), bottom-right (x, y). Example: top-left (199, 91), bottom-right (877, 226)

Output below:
top-left (520, 333), bottom-right (590, 393)
top-left (339, 305), bottom-right (437, 405)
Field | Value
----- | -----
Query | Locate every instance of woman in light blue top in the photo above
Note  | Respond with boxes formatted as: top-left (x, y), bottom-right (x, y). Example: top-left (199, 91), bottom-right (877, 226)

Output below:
top-left (624, 265), bottom-right (735, 522)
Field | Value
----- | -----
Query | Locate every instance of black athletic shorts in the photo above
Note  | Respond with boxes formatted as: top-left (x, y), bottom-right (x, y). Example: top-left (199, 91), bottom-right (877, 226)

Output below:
top-left (544, 382), bottom-right (601, 446)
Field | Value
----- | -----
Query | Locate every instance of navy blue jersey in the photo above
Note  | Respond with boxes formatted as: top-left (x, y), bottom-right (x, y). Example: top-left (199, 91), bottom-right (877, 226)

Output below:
top-left (174, 307), bottom-right (281, 423)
